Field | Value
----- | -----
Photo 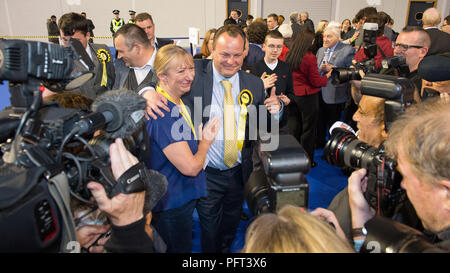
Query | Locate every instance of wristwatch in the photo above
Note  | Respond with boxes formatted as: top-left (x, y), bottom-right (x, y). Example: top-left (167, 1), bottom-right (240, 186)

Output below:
top-left (352, 226), bottom-right (368, 237)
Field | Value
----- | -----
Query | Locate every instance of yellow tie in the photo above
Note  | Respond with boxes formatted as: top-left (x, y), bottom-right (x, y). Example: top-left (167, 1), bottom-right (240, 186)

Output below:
top-left (221, 80), bottom-right (238, 168)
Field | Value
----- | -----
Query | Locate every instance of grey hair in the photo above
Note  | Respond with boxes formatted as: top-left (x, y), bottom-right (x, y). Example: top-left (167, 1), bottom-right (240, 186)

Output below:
top-left (290, 12), bottom-right (300, 23)
top-left (324, 25), bottom-right (341, 38)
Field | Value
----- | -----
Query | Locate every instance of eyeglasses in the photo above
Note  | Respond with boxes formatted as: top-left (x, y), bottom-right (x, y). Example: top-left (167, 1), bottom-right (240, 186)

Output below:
top-left (394, 43), bottom-right (423, 51)
top-left (267, 44), bottom-right (283, 50)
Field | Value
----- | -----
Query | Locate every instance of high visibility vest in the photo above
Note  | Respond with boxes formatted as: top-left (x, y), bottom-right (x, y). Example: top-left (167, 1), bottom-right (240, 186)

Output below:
top-left (128, 19), bottom-right (135, 24)
top-left (111, 18), bottom-right (124, 32)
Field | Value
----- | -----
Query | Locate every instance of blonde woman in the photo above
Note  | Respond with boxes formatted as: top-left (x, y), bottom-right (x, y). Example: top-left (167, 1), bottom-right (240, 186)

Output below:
top-left (145, 45), bottom-right (220, 253)
top-left (242, 205), bottom-right (354, 253)
top-left (312, 20), bottom-right (329, 55)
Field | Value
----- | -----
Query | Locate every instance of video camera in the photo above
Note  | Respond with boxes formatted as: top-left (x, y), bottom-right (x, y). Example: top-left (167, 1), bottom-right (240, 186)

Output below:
top-left (324, 74), bottom-right (416, 217)
top-left (245, 134), bottom-right (310, 216)
top-left (0, 39), bottom-right (152, 252)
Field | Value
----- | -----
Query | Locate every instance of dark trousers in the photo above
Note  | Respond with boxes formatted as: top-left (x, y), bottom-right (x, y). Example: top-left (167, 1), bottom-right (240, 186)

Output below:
top-left (292, 93), bottom-right (319, 162)
top-left (317, 94), bottom-right (345, 148)
top-left (196, 165), bottom-right (244, 253)
top-left (152, 199), bottom-right (198, 253)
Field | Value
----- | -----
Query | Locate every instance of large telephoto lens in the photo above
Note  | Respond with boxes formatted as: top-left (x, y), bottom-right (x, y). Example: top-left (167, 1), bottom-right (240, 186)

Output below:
top-left (331, 67), bottom-right (362, 85)
top-left (323, 128), bottom-right (378, 170)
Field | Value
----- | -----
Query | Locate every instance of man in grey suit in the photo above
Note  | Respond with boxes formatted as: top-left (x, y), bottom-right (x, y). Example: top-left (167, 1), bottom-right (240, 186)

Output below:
top-left (145, 25), bottom-right (282, 252)
top-left (58, 12), bottom-right (115, 99)
top-left (316, 25), bottom-right (355, 147)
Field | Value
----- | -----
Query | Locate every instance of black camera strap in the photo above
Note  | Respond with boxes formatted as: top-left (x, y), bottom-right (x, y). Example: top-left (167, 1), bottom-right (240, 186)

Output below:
top-left (22, 145), bottom-right (78, 252)
top-left (48, 172), bottom-right (78, 253)
top-left (108, 162), bottom-right (149, 198)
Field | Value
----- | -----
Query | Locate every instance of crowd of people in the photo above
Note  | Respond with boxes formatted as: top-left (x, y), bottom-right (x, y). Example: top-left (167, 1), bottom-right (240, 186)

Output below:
top-left (32, 6), bottom-right (450, 253)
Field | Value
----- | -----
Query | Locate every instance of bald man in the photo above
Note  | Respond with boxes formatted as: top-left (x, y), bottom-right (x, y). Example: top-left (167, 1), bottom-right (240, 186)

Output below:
top-left (422, 7), bottom-right (450, 55)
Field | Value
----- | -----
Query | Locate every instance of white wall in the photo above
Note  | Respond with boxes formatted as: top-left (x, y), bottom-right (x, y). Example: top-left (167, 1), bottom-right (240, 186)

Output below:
top-left (0, 0), bottom-right (449, 47)
top-left (0, 0), bottom-right (227, 47)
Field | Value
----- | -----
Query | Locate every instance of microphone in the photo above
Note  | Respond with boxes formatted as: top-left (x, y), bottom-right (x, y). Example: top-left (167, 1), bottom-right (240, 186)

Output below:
top-left (143, 169), bottom-right (168, 214)
top-left (329, 121), bottom-right (357, 136)
top-left (75, 89), bottom-right (147, 138)
top-left (418, 54), bottom-right (450, 82)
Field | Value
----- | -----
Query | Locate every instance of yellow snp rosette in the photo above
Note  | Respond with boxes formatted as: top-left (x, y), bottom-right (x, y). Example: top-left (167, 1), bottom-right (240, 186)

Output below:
top-left (96, 49), bottom-right (111, 87)
top-left (237, 89), bottom-right (253, 151)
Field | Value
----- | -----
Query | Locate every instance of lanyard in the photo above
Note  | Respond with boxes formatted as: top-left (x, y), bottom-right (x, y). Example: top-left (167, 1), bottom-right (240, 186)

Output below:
top-left (156, 86), bottom-right (197, 140)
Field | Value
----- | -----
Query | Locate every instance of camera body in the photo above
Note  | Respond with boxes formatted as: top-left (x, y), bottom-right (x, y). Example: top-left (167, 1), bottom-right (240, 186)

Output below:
top-left (324, 128), bottom-right (404, 216)
top-left (245, 134), bottom-right (310, 216)
top-left (324, 74), bottom-right (416, 216)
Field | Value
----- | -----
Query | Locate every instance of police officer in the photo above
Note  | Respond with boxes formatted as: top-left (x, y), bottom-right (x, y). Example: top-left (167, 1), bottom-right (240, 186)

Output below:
top-left (128, 10), bottom-right (136, 24)
top-left (110, 10), bottom-right (125, 36)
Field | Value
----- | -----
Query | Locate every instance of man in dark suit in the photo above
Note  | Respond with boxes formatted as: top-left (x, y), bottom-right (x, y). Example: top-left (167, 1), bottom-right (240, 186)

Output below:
top-left (112, 24), bottom-right (157, 97)
top-left (135, 12), bottom-right (174, 51)
top-left (58, 12), bottom-right (115, 99)
top-left (145, 25), bottom-right (281, 253)
top-left (422, 8), bottom-right (450, 56)
top-left (229, 9), bottom-right (246, 28)
top-left (47, 15), bottom-right (59, 44)
top-left (301, 12), bottom-right (315, 33)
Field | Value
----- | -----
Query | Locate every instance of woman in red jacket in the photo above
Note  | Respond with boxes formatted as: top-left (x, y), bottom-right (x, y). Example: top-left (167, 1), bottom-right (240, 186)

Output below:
top-left (285, 30), bottom-right (332, 166)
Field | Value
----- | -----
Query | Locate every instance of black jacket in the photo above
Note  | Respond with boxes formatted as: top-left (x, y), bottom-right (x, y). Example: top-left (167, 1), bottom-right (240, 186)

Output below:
top-left (425, 28), bottom-right (450, 56)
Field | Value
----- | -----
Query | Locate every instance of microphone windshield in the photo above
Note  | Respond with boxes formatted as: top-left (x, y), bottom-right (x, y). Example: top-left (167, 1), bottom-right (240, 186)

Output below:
top-left (92, 89), bottom-right (147, 139)
top-left (143, 169), bottom-right (168, 214)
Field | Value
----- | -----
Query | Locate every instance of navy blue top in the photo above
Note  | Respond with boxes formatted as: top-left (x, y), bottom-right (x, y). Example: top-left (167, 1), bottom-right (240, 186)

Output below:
top-left (145, 101), bottom-right (207, 212)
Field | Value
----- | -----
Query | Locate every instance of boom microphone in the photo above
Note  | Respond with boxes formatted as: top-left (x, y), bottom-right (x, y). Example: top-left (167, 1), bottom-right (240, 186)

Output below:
top-left (75, 89), bottom-right (147, 138)
top-left (143, 169), bottom-right (168, 213)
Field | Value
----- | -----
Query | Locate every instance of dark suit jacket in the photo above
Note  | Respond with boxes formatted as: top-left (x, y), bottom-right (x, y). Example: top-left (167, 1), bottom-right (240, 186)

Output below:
top-left (113, 58), bottom-right (130, 90)
top-left (244, 44), bottom-right (265, 67)
top-left (155, 37), bottom-right (174, 50)
top-left (425, 28), bottom-right (450, 56)
top-left (291, 22), bottom-right (302, 40)
top-left (112, 58), bottom-right (157, 92)
top-left (182, 59), bottom-right (267, 180)
top-left (71, 43), bottom-right (115, 98)
top-left (303, 19), bottom-right (314, 33)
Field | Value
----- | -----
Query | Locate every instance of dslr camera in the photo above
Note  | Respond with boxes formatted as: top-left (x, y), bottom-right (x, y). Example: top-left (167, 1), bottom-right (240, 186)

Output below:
top-left (331, 23), bottom-right (379, 85)
top-left (324, 74), bottom-right (416, 216)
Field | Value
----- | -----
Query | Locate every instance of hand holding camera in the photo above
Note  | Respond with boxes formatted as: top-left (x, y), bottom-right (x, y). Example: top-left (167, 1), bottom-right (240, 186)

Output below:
top-left (87, 138), bottom-right (145, 227)
top-left (347, 168), bottom-right (376, 233)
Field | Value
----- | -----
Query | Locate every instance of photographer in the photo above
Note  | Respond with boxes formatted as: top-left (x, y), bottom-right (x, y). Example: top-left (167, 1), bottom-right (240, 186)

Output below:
top-left (327, 95), bottom-right (387, 239)
top-left (351, 26), bottom-right (431, 104)
top-left (349, 98), bottom-right (450, 252)
top-left (353, 14), bottom-right (394, 71)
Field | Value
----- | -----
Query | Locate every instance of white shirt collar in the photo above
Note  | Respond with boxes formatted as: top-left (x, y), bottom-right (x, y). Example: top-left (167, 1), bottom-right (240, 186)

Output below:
top-left (130, 48), bottom-right (156, 70)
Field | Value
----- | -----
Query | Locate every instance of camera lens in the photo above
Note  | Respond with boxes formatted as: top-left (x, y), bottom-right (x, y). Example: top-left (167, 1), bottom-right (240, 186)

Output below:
top-left (331, 68), bottom-right (361, 85)
top-left (324, 128), bottom-right (378, 170)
